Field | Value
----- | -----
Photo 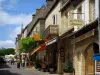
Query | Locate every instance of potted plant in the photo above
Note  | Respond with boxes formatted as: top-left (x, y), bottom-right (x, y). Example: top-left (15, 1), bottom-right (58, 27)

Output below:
top-left (34, 60), bottom-right (42, 70)
top-left (49, 64), bottom-right (54, 72)
top-left (63, 59), bottom-right (74, 75)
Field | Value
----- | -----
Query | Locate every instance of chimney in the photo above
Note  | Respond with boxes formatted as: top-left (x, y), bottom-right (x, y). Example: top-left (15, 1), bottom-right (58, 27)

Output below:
top-left (46, 0), bottom-right (54, 6)
top-left (32, 14), bottom-right (36, 20)
top-left (36, 8), bottom-right (41, 15)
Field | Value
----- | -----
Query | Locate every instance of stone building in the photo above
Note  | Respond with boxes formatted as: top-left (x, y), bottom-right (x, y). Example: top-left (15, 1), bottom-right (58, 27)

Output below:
top-left (72, 19), bottom-right (98, 75)
top-left (15, 0), bottom-right (99, 75)
top-left (15, 34), bottom-right (21, 58)
top-left (26, 0), bottom-right (56, 62)
top-left (58, 0), bottom-right (99, 75)
top-left (43, 0), bottom-right (61, 72)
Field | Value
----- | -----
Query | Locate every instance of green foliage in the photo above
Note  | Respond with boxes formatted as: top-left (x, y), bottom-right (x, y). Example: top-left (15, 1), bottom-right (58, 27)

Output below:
top-left (20, 37), bottom-right (36, 52)
top-left (63, 59), bottom-right (74, 73)
top-left (0, 48), bottom-right (15, 56)
top-left (40, 33), bottom-right (43, 39)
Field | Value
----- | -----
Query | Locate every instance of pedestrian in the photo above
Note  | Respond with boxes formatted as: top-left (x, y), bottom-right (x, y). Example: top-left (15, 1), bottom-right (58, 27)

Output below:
top-left (25, 60), bottom-right (27, 68)
top-left (11, 58), bottom-right (14, 65)
top-left (17, 59), bottom-right (20, 69)
top-left (22, 58), bottom-right (25, 69)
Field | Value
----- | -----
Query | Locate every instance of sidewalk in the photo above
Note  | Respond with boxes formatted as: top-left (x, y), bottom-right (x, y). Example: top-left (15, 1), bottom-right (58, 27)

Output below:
top-left (25, 66), bottom-right (60, 75)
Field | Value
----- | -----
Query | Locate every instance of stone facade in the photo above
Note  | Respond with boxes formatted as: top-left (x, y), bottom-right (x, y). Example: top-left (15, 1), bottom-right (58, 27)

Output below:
top-left (15, 34), bottom-right (21, 58)
top-left (15, 0), bottom-right (99, 75)
top-left (72, 32), bottom-right (98, 75)
top-left (58, 0), bottom-right (99, 75)
top-left (44, 0), bottom-right (61, 73)
top-left (45, 1), bottom-right (61, 33)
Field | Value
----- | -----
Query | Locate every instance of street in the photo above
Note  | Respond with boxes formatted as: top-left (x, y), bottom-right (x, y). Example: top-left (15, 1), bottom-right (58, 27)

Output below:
top-left (0, 64), bottom-right (55, 75)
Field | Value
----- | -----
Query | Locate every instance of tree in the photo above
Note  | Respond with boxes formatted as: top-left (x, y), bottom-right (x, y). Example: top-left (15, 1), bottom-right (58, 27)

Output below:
top-left (20, 37), bottom-right (36, 53)
top-left (0, 48), bottom-right (15, 56)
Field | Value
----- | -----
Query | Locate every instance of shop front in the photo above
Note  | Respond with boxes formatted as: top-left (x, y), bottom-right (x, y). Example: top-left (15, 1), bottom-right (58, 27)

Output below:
top-left (45, 38), bottom-right (58, 72)
top-left (71, 19), bottom-right (98, 75)
top-left (93, 54), bottom-right (100, 75)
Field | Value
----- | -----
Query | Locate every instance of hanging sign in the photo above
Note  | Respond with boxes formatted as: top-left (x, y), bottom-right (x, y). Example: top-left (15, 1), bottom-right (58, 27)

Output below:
top-left (60, 48), bottom-right (65, 62)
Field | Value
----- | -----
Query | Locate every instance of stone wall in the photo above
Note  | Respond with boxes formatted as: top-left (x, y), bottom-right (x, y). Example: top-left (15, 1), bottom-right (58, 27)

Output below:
top-left (73, 34), bottom-right (98, 75)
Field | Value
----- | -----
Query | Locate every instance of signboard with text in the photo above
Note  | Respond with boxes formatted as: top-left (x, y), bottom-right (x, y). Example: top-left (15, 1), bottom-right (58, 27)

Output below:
top-left (70, 19), bottom-right (84, 26)
top-left (60, 48), bottom-right (65, 62)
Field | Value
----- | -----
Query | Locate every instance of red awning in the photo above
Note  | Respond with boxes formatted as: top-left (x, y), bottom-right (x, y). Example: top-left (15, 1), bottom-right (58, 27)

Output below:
top-left (31, 46), bottom-right (41, 55)
top-left (31, 43), bottom-right (46, 55)
top-left (39, 43), bottom-right (46, 51)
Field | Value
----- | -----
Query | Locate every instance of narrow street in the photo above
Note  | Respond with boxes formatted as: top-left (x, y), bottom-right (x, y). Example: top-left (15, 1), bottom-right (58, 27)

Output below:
top-left (0, 64), bottom-right (56, 75)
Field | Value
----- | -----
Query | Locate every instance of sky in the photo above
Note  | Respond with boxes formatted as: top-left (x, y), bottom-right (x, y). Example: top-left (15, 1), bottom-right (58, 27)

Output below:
top-left (0, 0), bottom-right (46, 48)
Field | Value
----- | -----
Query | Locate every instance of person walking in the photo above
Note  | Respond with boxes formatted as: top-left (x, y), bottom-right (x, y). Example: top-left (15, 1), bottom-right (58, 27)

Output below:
top-left (22, 58), bottom-right (25, 69)
top-left (11, 58), bottom-right (14, 65)
top-left (17, 59), bottom-right (20, 69)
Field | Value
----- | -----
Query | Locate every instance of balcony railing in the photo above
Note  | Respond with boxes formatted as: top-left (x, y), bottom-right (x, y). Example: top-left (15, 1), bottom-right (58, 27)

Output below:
top-left (44, 25), bottom-right (59, 38)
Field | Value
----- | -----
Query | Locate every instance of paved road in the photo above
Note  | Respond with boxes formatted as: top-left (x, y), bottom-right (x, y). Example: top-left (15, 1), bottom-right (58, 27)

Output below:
top-left (0, 64), bottom-right (59, 75)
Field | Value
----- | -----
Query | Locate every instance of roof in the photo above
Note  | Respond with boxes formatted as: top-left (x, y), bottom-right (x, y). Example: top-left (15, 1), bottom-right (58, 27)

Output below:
top-left (22, 25), bottom-right (28, 33)
top-left (45, 0), bottom-right (60, 19)
top-left (27, 0), bottom-right (59, 36)
top-left (60, 0), bottom-right (84, 12)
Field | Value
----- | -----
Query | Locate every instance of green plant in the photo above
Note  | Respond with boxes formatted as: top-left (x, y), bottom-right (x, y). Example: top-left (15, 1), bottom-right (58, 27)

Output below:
top-left (20, 37), bottom-right (36, 52)
top-left (34, 60), bottom-right (42, 69)
top-left (63, 59), bottom-right (74, 73)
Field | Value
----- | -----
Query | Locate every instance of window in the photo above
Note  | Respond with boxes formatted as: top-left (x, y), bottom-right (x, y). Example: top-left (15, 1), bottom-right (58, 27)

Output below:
top-left (52, 15), bottom-right (57, 25)
top-left (77, 6), bottom-right (82, 19)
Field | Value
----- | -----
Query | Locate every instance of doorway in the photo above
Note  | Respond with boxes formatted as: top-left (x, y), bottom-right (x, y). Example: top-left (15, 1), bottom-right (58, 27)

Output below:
top-left (85, 45), bottom-right (94, 75)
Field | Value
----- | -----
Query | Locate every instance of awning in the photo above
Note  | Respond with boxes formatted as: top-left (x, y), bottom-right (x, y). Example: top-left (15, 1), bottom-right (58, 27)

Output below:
top-left (31, 43), bottom-right (46, 55)
top-left (46, 37), bottom-right (57, 46)
top-left (93, 54), bottom-right (100, 60)
top-left (31, 46), bottom-right (41, 55)
top-left (39, 44), bottom-right (46, 51)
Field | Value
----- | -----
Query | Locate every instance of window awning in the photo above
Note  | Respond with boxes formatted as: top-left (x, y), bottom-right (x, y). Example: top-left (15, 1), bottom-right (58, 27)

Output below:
top-left (39, 44), bottom-right (46, 51)
top-left (31, 43), bottom-right (46, 55)
top-left (46, 37), bottom-right (57, 46)
top-left (93, 54), bottom-right (100, 60)
top-left (31, 46), bottom-right (41, 55)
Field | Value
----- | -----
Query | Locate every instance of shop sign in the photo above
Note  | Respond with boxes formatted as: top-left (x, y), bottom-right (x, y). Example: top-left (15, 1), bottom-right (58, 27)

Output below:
top-left (95, 60), bottom-right (100, 75)
top-left (70, 19), bottom-right (84, 26)
top-left (60, 48), bottom-right (65, 62)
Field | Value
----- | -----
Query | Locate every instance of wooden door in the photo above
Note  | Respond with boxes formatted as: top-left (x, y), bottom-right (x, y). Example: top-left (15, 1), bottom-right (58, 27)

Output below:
top-left (85, 47), bottom-right (94, 75)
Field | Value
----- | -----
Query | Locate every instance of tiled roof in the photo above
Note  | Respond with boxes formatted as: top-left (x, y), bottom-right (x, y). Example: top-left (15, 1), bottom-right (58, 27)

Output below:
top-left (27, 0), bottom-right (58, 36)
